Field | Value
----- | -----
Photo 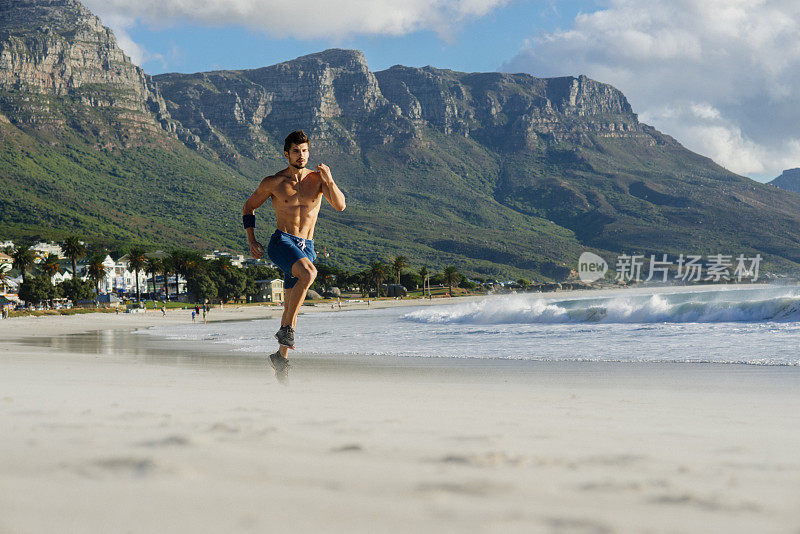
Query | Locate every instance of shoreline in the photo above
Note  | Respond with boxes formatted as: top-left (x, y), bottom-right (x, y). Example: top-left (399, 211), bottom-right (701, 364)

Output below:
top-left (0, 282), bottom-right (789, 340)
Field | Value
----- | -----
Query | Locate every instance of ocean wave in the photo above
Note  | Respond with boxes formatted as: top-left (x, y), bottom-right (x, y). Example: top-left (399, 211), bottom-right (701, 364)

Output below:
top-left (401, 289), bottom-right (800, 325)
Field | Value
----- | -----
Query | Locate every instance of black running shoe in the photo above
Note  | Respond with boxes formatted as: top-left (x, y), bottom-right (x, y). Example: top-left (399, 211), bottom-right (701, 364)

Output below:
top-left (275, 325), bottom-right (295, 347)
top-left (269, 351), bottom-right (290, 384)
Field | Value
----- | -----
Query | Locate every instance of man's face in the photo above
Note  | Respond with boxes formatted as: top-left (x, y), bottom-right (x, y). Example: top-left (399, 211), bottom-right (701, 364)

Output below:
top-left (285, 143), bottom-right (309, 169)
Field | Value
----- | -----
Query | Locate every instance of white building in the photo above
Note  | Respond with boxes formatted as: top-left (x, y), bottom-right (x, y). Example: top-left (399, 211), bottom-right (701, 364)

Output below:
top-left (71, 255), bottom-right (148, 296)
top-left (204, 250), bottom-right (246, 268)
top-left (0, 240), bottom-right (13, 250)
top-left (254, 279), bottom-right (285, 303)
top-left (32, 242), bottom-right (65, 259)
top-left (114, 255), bottom-right (149, 295)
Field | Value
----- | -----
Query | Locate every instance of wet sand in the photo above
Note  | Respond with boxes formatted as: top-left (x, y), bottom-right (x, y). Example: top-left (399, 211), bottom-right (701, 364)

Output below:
top-left (1, 319), bottom-right (800, 533)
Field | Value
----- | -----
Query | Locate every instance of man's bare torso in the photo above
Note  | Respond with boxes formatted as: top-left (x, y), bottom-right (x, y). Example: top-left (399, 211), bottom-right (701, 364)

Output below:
top-left (266, 169), bottom-right (324, 240)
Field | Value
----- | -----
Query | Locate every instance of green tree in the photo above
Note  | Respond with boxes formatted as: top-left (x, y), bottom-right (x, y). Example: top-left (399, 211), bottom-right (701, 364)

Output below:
top-left (459, 279), bottom-right (477, 290)
top-left (517, 278), bottom-right (531, 290)
top-left (209, 258), bottom-right (247, 303)
top-left (419, 266), bottom-right (429, 295)
top-left (245, 265), bottom-right (281, 281)
top-left (12, 245), bottom-right (35, 282)
top-left (87, 255), bottom-right (106, 295)
top-left (243, 276), bottom-right (259, 302)
top-left (443, 265), bottom-right (462, 297)
top-left (355, 270), bottom-right (371, 297)
top-left (144, 256), bottom-right (162, 300)
top-left (161, 255), bottom-right (173, 300)
top-left (187, 273), bottom-right (218, 304)
top-left (168, 250), bottom-right (184, 298)
top-left (19, 275), bottom-right (54, 306)
top-left (315, 262), bottom-right (335, 292)
top-left (392, 256), bottom-right (407, 286)
top-left (128, 246), bottom-right (147, 303)
top-left (401, 272), bottom-right (422, 290)
top-left (63, 236), bottom-right (86, 283)
top-left (369, 261), bottom-right (387, 297)
top-left (58, 278), bottom-right (95, 303)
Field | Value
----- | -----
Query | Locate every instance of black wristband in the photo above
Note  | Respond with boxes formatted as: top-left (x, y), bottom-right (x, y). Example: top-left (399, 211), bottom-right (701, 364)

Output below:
top-left (242, 214), bottom-right (255, 229)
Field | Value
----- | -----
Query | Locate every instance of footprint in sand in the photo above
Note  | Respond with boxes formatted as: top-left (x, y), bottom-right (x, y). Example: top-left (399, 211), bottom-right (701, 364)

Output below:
top-left (137, 435), bottom-right (191, 448)
top-left (415, 479), bottom-right (514, 497)
top-left (330, 444), bottom-right (364, 453)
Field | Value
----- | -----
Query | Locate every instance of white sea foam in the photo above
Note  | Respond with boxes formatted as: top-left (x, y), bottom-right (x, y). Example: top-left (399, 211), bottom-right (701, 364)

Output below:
top-left (401, 287), bottom-right (800, 324)
top-left (137, 286), bottom-right (800, 365)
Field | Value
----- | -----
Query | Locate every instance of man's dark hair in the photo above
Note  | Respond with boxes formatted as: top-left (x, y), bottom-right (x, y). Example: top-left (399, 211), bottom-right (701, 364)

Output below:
top-left (284, 130), bottom-right (310, 153)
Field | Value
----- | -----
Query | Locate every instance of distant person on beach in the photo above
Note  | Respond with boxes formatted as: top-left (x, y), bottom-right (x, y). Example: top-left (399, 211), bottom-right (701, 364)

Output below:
top-left (243, 130), bottom-right (346, 376)
top-left (161, 306), bottom-right (166, 317)
top-left (192, 310), bottom-right (196, 323)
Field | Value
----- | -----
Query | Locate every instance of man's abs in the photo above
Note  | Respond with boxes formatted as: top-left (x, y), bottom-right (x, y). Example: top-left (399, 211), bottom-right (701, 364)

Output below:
top-left (272, 202), bottom-right (320, 240)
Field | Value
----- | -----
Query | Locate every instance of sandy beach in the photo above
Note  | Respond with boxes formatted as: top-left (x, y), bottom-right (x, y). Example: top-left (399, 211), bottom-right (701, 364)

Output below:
top-left (1, 291), bottom-right (799, 533)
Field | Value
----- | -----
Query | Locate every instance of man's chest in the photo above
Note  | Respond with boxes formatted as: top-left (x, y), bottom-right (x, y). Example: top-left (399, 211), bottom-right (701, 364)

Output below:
top-left (273, 178), bottom-right (321, 206)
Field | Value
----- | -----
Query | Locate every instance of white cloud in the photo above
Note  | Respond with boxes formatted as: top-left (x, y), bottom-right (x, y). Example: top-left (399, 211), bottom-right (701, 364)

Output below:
top-left (503, 0), bottom-right (800, 180)
top-left (83, 0), bottom-right (507, 39)
top-left (98, 13), bottom-right (166, 69)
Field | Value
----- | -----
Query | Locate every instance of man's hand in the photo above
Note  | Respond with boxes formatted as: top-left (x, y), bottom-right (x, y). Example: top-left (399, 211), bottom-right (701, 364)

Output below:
top-left (317, 163), bottom-right (346, 211)
top-left (249, 240), bottom-right (264, 260)
top-left (316, 163), bottom-right (333, 184)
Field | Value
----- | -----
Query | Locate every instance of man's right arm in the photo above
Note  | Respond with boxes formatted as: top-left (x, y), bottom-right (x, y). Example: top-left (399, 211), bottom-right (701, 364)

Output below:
top-left (243, 176), bottom-right (274, 259)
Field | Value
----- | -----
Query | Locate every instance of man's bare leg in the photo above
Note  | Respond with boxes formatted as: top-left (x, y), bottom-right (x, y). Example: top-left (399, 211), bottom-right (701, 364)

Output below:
top-left (277, 258), bottom-right (317, 357)
top-left (277, 286), bottom-right (293, 358)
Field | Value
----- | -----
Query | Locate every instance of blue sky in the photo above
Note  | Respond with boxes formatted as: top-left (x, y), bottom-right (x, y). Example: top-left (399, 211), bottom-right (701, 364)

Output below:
top-left (85, 0), bottom-right (800, 182)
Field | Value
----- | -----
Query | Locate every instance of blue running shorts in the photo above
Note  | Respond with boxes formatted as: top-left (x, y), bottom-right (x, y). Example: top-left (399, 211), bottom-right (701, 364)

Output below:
top-left (266, 229), bottom-right (317, 289)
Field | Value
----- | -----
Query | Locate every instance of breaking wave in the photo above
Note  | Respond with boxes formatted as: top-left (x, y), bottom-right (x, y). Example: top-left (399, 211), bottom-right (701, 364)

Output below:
top-left (402, 288), bottom-right (800, 325)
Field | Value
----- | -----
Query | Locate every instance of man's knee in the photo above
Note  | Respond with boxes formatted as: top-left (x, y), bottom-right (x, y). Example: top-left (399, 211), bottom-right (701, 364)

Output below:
top-left (294, 262), bottom-right (317, 285)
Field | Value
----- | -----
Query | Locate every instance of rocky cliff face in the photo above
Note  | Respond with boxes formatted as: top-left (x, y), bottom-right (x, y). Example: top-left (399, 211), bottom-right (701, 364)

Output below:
top-left (0, 0), bottom-right (669, 159)
top-left (155, 49), bottom-right (412, 161)
top-left (0, 0), bottom-right (176, 144)
top-left (374, 67), bottom-right (664, 151)
top-left (154, 49), bottom-right (668, 161)
top-left (769, 168), bottom-right (800, 194)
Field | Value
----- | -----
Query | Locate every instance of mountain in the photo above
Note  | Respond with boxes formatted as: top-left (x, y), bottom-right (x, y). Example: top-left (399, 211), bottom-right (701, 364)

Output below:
top-left (2, 0), bottom-right (800, 279)
top-left (769, 168), bottom-right (800, 194)
top-left (0, 0), bottom-right (252, 250)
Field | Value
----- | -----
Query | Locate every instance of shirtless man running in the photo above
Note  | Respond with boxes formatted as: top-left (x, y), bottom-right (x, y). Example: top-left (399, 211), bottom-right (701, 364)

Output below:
top-left (242, 130), bottom-right (346, 374)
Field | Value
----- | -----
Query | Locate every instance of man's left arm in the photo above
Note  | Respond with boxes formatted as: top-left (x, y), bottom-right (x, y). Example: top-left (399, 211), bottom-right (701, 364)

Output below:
top-left (317, 164), bottom-right (346, 211)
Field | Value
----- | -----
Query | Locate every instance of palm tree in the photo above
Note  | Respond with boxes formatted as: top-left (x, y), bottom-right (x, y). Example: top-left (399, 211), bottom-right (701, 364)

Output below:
top-left (41, 253), bottom-right (61, 284)
top-left (63, 236), bottom-right (86, 282)
top-left (419, 266), bottom-right (429, 295)
top-left (369, 261), bottom-right (386, 297)
top-left (340, 269), bottom-right (352, 291)
top-left (168, 250), bottom-right (185, 298)
top-left (160, 256), bottom-right (172, 300)
top-left (87, 255), bottom-right (106, 296)
top-left (128, 246), bottom-right (147, 303)
top-left (443, 266), bottom-right (461, 297)
top-left (144, 257), bottom-right (161, 301)
top-left (12, 245), bottom-right (35, 282)
top-left (392, 255), bottom-right (407, 286)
